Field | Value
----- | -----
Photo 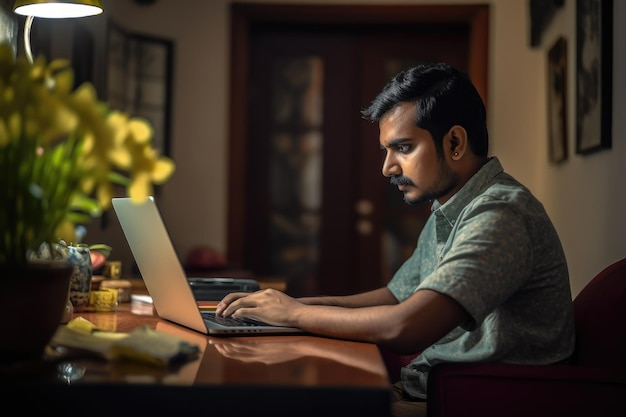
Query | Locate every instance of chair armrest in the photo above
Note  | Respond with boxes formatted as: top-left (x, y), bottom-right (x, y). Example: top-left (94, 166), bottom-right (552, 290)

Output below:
top-left (427, 362), bottom-right (626, 417)
top-left (377, 347), bottom-right (420, 383)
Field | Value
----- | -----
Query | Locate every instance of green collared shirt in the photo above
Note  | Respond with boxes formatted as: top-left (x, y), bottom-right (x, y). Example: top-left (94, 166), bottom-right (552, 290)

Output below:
top-left (388, 157), bottom-right (575, 399)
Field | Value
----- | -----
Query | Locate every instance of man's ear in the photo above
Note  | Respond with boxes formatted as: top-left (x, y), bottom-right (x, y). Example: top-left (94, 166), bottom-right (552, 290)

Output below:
top-left (447, 125), bottom-right (468, 159)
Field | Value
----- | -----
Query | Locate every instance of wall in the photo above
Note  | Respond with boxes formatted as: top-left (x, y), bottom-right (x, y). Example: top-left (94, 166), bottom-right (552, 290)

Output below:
top-left (65, 0), bottom-right (624, 297)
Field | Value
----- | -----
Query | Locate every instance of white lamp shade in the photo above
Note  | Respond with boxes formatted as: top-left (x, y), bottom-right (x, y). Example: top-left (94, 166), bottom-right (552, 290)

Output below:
top-left (13, 0), bottom-right (103, 18)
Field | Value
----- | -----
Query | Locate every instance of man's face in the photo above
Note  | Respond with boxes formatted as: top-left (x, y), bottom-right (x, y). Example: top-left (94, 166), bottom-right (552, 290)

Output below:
top-left (379, 102), bottom-right (458, 205)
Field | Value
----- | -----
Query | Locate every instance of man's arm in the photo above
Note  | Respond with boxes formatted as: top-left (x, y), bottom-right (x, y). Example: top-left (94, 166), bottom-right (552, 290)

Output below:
top-left (293, 289), bottom-right (467, 353)
top-left (217, 288), bottom-right (468, 353)
top-left (297, 286), bottom-right (398, 307)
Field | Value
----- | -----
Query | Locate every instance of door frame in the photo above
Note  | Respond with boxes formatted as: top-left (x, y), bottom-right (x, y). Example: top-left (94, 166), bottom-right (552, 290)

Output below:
top-left (227, 3), bottom-right (489, 269)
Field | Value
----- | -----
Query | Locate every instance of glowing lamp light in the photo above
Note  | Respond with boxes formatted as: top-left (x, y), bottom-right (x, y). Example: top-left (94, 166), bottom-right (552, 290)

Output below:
top-left (13, 0), bottom-right (103, 18)
top-left (12, 0), bottom-right (104, 63)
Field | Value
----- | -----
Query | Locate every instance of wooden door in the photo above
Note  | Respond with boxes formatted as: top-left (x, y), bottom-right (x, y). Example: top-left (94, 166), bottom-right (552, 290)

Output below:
top-left (228, 4), bottom-right (489, 296)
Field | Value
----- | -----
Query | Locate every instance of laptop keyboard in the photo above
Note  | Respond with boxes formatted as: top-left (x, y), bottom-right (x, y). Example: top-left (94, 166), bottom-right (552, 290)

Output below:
top-left (201, 311), bottom-right (269, 327)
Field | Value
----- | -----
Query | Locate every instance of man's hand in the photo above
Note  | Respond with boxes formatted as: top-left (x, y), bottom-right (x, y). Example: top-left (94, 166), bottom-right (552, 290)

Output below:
top-left (215, 288), bottom-right (302, 327)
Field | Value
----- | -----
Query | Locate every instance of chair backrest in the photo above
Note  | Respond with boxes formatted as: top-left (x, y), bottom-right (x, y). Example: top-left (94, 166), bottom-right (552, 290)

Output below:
top-left (571, 257), bottom-right (626, 367)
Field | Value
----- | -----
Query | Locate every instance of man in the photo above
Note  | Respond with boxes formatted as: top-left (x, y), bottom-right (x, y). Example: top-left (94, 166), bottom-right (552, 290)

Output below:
top-left (216, 63), bottom-right (575, 417)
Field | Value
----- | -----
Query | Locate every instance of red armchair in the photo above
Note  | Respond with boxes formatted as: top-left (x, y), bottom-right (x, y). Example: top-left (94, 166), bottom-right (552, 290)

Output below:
top-left (382, 258), bottom-right (626, 416)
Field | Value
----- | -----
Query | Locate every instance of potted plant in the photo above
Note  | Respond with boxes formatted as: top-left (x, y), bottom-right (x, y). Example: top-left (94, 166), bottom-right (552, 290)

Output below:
top-left (0, 43), bottom-right (175, 360)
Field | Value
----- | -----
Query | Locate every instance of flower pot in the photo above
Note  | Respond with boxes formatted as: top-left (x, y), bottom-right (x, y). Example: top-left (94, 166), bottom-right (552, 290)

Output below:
top-left (0, 261), bottom-right (73, 363)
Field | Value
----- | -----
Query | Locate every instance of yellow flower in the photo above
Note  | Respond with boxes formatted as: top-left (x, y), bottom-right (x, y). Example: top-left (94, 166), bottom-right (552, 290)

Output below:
top-left (0, 43), bottom-right (175, 265)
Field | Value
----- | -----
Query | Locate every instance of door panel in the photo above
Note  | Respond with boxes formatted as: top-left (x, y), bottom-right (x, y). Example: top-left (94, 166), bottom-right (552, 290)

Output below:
top-left (247, 30), bottom-right (360, 296)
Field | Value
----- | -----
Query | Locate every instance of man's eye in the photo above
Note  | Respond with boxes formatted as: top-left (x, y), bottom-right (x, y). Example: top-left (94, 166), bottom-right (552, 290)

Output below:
top-left (396, 144), bottom-right (411, 153)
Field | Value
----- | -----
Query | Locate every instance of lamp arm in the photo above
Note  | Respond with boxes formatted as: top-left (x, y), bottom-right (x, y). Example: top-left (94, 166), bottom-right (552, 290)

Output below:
top-left (23, 14), bottom-right (34, 63)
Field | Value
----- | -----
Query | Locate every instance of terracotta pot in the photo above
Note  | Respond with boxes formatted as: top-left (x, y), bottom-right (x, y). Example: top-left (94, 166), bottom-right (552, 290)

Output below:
top-left (0, 261), bottom-right (73, 363)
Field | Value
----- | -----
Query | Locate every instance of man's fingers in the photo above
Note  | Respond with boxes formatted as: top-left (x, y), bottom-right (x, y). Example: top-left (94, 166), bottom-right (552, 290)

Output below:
top-left (216, 291), bottom-right (251, 315)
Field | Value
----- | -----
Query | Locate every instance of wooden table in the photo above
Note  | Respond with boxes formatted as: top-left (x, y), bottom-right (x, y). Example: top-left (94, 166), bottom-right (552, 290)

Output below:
top-left (1, 301), bottom-right (391, 416)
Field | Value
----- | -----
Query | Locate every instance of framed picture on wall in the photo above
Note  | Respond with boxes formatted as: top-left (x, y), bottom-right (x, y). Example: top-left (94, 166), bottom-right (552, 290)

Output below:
top-left (106, 21), bottom-right (174, 158)
top-left (547, 36), bottom-right (568, 163)
top-left (575, 0), bottom-right (613, 155)
top-left (528, 0), bottom-right (565, 47)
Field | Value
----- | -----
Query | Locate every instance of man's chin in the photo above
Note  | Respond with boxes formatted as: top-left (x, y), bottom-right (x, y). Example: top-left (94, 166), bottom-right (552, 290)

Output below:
top-left (404, 193), bottom-right (433, 206)
top-left (403, 194), bottom-right (420, 206)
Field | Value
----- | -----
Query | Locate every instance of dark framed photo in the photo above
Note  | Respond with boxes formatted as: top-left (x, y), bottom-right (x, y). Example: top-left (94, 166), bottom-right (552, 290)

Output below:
top-left (529, 0), bottom-right (565, 47)
top-left (575, 0), bottom-right (613, 155)
top-left (105, 21), bottom-right (174, 158)
top-left (547, 36), bottom-right (568, 163)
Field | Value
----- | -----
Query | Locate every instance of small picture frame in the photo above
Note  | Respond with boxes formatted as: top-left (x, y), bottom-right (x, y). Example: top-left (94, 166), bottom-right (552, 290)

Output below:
top-left (547, 36), bottom-right (568, 163)
top-left (575, 0), bottom-right (613, 155)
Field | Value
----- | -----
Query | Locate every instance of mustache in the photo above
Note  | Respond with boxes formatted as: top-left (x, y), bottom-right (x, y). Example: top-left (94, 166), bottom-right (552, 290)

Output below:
top-left (390, 175), bottom-right (414, 186)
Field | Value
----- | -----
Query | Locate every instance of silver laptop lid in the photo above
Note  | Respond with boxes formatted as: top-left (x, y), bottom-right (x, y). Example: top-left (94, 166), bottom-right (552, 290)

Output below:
top-left (112, 197), bottom-right (305, 335)
top-left (112, 197), bottom-right (209, 334)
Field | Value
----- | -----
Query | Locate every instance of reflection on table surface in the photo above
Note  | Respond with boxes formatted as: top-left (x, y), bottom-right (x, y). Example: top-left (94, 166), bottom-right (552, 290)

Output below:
top-left (3, 303), bottom-right (390, 388)
top-left (2, 303), bottom-right (392, 417)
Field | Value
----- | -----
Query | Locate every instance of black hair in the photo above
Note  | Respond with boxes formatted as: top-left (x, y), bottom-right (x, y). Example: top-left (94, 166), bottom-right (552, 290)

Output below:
top-left (361, 63), bottom-right (488, 157)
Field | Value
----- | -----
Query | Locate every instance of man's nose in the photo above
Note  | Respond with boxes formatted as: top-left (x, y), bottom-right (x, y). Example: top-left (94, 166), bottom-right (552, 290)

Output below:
top-left (382, 153), bottom-right (400, 177)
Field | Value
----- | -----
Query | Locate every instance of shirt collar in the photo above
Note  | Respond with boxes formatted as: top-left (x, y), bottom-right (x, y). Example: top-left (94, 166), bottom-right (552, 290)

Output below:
top-left (431, 157), bottom-right (504, 223)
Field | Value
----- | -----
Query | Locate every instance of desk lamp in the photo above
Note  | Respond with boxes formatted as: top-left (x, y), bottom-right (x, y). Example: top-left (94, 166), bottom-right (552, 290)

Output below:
top-left (13, 0), bottom-right (103, 62)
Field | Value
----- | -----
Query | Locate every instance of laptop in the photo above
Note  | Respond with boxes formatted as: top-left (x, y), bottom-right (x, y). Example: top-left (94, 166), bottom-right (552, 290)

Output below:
top-left (111, 196), bottom-right (306, 336)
